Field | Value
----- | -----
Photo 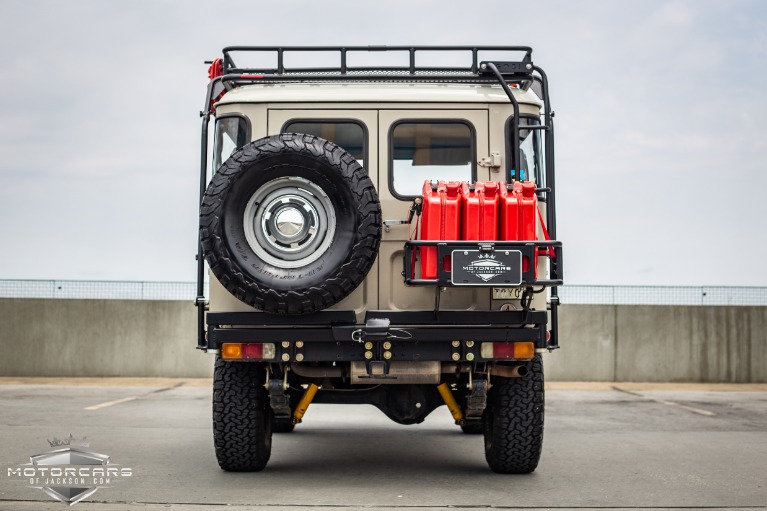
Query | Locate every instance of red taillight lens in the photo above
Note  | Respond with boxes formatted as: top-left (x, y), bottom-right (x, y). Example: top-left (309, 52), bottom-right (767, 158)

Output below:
top-left (242, 343), bottom-right (263, 359)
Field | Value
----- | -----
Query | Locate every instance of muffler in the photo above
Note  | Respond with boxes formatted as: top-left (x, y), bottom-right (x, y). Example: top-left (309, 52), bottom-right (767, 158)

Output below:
top-left (350, 361), bottom-right (441, 384)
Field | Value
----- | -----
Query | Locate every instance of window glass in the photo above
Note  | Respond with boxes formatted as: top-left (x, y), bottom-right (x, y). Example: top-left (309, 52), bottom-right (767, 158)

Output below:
top-left (213, 117), bottom-right (248, 171)
top-left (510, 117), bottom-right (544, 186)
top-left (283, 121), bottom-right (365, 164)
top-left (391, 122), bottom-right (473, 197)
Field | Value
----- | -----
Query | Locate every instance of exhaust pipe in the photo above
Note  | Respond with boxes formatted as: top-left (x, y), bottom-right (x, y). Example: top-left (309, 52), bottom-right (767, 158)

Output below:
top-left (488, 364), bottom-right (529, 378)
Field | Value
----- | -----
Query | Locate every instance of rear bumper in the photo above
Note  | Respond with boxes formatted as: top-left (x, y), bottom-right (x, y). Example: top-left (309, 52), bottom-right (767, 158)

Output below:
top-left (202, 309), bottom-right (553, 361)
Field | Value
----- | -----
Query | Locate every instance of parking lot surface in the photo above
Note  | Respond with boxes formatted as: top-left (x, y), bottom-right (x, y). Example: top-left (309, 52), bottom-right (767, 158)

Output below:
top-left (0, 379), bottom-right (765, 511)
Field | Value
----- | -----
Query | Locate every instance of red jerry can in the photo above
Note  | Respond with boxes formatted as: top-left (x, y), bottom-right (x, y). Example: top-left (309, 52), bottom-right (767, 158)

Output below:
top-left (420, 180), bottom-right (462, 279)
top-left (461, 181), bottom-right (500, 241)
top-left (500, 181), bottom-right (539, 274)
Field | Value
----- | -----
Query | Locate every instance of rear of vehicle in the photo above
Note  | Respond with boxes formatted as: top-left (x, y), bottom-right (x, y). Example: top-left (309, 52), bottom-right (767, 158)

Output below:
top-left (195, 46), bottom-right (563, 473)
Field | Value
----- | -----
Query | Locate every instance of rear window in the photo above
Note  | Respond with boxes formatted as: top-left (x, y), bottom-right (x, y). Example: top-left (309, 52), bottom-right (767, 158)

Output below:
top-left (213, 116), bottom-right (249, 171)
top-left (283, 121), bottom-right (366, 165)
top-left (390, 121), bottom-right (474, 197)
top-left (506, 116), bottom-right (544, 186)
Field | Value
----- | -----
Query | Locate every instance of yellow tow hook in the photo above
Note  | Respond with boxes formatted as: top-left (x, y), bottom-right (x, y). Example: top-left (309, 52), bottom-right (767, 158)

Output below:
top-left (292, 383), bottom-right (320, 423)
top-left (437, 383), bottom-right (464, 424)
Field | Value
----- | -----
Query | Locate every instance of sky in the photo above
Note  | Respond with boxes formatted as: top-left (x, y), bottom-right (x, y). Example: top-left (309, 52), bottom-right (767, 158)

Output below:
top-left (0, 0), bottom-right (765, 286)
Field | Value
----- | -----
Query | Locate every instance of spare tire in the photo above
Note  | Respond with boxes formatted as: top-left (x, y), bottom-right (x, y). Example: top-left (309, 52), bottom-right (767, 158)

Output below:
top-left (200, 133), bottom-right (382, 314)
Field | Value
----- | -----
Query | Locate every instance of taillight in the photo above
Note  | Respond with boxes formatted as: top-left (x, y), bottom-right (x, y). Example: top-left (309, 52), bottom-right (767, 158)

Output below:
top-left (221, 343), bottom-right (276, 360)
top-left (480, 342), bottom-right (534, 360)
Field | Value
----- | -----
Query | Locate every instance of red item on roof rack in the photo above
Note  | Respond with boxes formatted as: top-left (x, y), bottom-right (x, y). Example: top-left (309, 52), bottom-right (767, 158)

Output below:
top-left (208, 58), bottom-right (223, 81)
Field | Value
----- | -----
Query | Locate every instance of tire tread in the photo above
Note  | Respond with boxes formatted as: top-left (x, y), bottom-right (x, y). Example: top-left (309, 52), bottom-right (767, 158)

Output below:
top-left (484, 355), bottom-right (545, 474)
top-left (212, 358), bottom-right (272, 471)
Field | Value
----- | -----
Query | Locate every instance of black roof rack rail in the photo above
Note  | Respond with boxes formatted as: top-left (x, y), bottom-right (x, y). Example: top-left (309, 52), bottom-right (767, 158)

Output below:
top-left (215, 46), bottom-right (536, 85)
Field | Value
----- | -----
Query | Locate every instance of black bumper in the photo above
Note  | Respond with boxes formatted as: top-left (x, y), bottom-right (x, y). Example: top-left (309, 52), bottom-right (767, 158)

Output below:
top-left (202, 309), bottom-right (553, 361)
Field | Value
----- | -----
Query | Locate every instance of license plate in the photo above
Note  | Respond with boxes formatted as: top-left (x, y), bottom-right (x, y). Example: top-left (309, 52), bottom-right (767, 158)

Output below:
top-left (492, 287), bottom-right (526, 299)
top-left (451, 250), bottom-right (522, 286)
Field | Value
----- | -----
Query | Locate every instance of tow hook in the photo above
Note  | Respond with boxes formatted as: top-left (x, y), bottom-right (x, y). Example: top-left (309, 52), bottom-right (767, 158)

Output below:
top-left (351, 318), bottom-right (391, 343)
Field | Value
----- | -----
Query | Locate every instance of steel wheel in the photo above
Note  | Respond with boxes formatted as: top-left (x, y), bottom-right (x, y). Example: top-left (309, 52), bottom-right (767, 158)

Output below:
top-left (243, 176), bottom-right (336, 269)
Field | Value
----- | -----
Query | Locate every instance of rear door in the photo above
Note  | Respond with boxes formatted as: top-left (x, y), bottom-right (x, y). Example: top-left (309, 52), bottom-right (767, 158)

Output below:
top-left (378, 109), bottom-right (492, 311)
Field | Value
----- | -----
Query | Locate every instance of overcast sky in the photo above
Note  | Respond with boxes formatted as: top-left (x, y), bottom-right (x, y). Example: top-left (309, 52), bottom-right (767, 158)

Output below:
top-left (0, 0), bottom-right (765, 286)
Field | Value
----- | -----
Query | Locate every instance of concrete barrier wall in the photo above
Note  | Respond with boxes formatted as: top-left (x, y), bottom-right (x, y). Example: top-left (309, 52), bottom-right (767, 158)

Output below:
top-left (547, 304), bottom-right (767, 382)
top-left (0, 298), bottom-right (213, 378)
top-left (0, 299), bottom-right (764, 382)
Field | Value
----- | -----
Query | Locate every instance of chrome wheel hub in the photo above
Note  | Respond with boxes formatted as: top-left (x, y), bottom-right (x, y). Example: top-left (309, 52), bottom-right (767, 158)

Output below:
top-left (243, 177), bottom-right (335, 269)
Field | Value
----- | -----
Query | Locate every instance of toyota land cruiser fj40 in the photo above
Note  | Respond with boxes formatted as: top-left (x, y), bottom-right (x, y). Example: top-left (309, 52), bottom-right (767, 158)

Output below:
top-left (196, 46), bottom-right (563, 474)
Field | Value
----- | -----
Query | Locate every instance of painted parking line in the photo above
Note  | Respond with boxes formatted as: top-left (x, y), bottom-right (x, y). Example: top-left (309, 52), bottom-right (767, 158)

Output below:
top-left (612, 386), bottom-right (716, 416)
top-left (83, 383), bottom-right (185, 411)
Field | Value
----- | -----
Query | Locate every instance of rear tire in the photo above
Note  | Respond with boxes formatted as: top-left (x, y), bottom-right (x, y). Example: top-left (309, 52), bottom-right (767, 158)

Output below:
top-left (212, 358), bottom-right (272, 471)
top-left (484, 356), bottom-right (544, 474)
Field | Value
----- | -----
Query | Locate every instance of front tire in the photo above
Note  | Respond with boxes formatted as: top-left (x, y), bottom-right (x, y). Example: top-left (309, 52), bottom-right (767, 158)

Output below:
top-left (484, 356), bottom-right (544, 474)
top-left (213, 358), bottom-right (272, 471)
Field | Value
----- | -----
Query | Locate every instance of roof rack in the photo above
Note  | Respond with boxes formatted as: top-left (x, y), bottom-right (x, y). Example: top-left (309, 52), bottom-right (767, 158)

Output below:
top-left (210, 46), bottom-right (536, 86)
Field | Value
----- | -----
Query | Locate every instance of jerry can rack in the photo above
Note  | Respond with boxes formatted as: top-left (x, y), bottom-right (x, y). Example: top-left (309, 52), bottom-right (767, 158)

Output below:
top-left (401, 239), bottom-right (563, 351)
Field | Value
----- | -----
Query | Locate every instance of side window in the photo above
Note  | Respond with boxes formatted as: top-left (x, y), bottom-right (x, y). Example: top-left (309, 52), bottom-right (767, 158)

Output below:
top-left (390, 121), bottom-right (474, 198)
top-left (506, 117), bottom-right (544, 186)
top-left (213, 116), bottom-right (249, 171)
top-left (282, 121), bottom-right (366, 166)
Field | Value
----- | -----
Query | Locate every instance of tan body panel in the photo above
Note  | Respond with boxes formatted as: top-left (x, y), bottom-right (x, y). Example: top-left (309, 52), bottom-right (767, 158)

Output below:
top-left (209, 87), bottom-right (543, 318)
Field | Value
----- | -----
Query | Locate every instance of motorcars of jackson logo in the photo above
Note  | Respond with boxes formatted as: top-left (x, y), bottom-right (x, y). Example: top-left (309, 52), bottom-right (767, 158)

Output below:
top-left (6, 434), bottom-right (132, 506)
top-left (462, 253), bottom-right (516, 282)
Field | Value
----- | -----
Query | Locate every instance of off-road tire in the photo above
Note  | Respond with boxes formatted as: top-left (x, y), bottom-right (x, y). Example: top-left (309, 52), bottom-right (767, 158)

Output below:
top-left (272, 418), bottom-right (296, 433)
top-left (483, 356), bottom-right (544, 474)
top-left (200, 133), bottom-right (382, 314)
top-left (212, 358), bottom-right (272, 471)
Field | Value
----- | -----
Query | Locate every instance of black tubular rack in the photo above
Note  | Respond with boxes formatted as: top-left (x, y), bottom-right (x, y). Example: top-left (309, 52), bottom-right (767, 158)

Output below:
top-left (216, 46), bottom-right (534, 81)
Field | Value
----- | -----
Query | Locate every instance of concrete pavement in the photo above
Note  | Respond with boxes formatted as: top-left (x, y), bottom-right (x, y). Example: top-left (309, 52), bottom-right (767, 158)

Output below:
top-left (0, 380), bottom-right (765, 510)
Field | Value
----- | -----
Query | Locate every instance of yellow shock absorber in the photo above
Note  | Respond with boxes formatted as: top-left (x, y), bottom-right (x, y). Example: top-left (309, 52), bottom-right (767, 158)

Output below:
top-left (437, 383), bottom-right (464, 423)
top-left (293, 383), bottom-right (320, 423)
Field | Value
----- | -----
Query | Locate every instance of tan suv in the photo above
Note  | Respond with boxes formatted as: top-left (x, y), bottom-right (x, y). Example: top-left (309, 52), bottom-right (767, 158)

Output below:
top-left (196, 46), bottom-right (563, 474)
